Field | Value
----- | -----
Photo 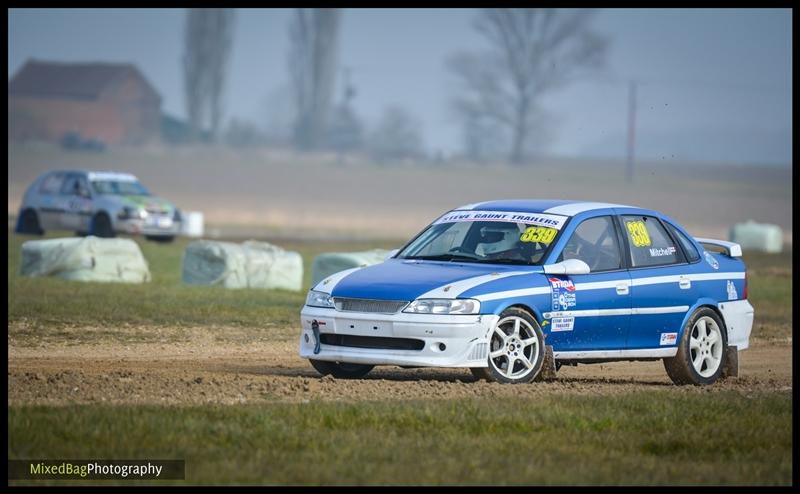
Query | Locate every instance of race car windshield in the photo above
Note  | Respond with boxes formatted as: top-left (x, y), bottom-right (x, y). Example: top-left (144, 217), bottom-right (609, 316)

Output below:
top-left (91, 180), bottom-right (151, 196)
top-left (398, 216), bottom-right (565, 266)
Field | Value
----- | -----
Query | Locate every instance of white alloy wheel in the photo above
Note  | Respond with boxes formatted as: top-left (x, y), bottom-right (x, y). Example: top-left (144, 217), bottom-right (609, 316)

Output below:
top-left (488, 315), bottom-right (541, 381)
top-left (689, 316), bottom-right (723, 378)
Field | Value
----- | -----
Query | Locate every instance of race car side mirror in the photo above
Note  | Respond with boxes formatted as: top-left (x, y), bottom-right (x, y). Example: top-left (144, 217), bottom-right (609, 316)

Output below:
top-left (543, 258), bottom-right (591, 276)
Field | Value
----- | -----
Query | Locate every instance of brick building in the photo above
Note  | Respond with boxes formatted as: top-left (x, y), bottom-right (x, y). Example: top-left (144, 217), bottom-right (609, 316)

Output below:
top-left (8, 59), bottom-right (162, 145)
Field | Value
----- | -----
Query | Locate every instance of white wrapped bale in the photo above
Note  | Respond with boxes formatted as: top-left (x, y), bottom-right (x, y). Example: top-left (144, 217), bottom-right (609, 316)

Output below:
top-left (181, 240), bottom-right (303, 291)
top-left (182, 211), bottom-right (205, 238)
top-left (20, 236), bottom-right (151, 283)
top-left (311, 249), bottom-right (390, 285)
top-left (730, 221), bottom-right (783, 253)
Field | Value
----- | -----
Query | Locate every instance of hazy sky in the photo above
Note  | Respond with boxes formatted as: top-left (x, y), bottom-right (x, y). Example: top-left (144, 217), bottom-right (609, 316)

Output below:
top-left (8, 8), bottom-right (793, 165)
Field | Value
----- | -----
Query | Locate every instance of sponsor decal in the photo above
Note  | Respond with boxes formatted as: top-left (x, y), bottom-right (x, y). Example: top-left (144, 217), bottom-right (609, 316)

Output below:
top-left (704, 251), bottom-right (719, 270)
top-left (549, 277), bottom-right (577, 311)
top-left (550, 316), bottom-right (575, 332)
top-left (625, 220), bottom-right (652, 247)
top-left (520, 226), bottom-right (558, 244)
top-left (434, 210), bottom-right (567, 230)
top-left (727, 280), bottom-right (738, 300)
top-left (660, 332), bottom-right (678, 345)
top-left (648, 246), bottom-right (676, 257)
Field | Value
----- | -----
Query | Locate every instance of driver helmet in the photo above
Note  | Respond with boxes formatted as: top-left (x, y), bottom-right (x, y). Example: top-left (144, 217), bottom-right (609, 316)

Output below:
top-left (476, 224), bottom-right (520, 255)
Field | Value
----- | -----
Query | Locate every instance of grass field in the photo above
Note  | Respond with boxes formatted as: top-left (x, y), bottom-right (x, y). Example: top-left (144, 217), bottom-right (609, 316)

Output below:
top-left (7, 230), bottom-right (791, 340)
top-left (7, 229), bottom-right (793, 485)
top-left (9, 392), bottom-right (792, 485)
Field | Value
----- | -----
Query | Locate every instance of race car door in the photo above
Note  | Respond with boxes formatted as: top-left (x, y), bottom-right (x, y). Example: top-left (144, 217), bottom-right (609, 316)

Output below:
top-left (58, 173), bottom-right (93, 232)
top-left (619, 214), bottom-right (693, 350)
top-left (545, 215), bottom-right (631, 351)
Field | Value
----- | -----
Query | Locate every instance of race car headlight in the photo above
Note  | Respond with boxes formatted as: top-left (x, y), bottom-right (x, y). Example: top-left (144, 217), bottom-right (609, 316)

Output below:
top-left (118, 206), bottom-right (147, 220)
top-left (306, 290), bottom-right (334, 309)
top-left (403, 298), bottom-right (480, 315)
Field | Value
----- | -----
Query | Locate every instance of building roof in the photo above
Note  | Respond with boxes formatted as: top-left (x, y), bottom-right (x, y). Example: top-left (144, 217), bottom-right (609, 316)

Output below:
top-left (455, 200), bottom-right (636, 216)
top-left (8, 59), bottom-right (159, 102)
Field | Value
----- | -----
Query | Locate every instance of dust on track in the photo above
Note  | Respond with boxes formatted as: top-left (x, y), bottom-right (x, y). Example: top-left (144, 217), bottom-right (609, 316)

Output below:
top-left (8, 324), bottom-right (792, 406)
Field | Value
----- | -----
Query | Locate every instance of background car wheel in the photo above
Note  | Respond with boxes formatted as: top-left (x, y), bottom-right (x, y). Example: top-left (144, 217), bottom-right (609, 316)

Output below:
top-left (145, 235), bottom-right (175, 243)
top-left (663, 307), bottom-right (728, 386)
top-left (473, 307), bottom-right (545, 384)
top-left (309, 359), bottom-right (374, 379)
top-left (91, 213), bottom-right (115, 238)
top-left (17, 209), bottom-right (44, 235)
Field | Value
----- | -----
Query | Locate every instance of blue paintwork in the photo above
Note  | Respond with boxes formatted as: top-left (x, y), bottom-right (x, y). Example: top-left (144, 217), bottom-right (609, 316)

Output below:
top-left (331, 259), bottom-right (527, 302)
top-left (325, 202), bottom-right (748, 353)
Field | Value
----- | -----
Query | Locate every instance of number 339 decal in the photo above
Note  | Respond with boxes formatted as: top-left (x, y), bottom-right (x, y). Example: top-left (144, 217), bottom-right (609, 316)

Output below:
top-left (625, 220), bottom-right (652, 247)
top-left (520, 226), bottom-right (557, 244)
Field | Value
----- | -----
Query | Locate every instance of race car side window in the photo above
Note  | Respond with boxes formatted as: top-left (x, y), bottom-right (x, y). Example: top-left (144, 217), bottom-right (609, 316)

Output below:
top-left (60, 174), bottom-right (91, 198)
top-left (622, 215), bottom-right (680, 268)
top-left (557, 216), bottom-right (622, 272)
top-left (38, 173), bottom-right (65, 195)
top-left (664, 222), bottom-right (701, 262)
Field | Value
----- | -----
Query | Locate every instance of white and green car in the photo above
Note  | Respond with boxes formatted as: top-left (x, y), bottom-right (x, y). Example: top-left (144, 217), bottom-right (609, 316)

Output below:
top-left (16, 170), bottom-right (182, 242)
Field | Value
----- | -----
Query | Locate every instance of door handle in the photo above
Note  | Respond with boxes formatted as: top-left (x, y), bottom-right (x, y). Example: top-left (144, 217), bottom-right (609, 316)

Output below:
top-left (616, 283), bottom-right (629, 295)
top-left (679, 277), bottom-right (691, 290)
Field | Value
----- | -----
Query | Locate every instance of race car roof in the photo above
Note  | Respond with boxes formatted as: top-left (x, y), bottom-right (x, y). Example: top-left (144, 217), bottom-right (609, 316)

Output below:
top-left (454, 200), bottom-right (635, 217)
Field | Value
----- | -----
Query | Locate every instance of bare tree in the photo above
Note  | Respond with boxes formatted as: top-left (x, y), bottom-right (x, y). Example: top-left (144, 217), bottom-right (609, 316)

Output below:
top-left (448, 9), bottom-right (608, 164)
top-left (288, 8), bottom-right (341, 150)
top-left (183, 8), bottom-right (235, 141)
top-left (369, 106), bottom-right (425, 164)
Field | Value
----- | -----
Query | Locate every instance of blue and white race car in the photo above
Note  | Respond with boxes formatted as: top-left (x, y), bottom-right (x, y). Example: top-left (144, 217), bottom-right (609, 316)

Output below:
top-left (299, 200), bottom-right (754, 385)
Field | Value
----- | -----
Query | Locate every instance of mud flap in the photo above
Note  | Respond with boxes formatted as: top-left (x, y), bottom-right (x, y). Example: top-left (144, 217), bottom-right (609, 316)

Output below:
top-left (721, 345), bottom-right (739, 379)
top-left (534, 345), bottom-right (557, 382)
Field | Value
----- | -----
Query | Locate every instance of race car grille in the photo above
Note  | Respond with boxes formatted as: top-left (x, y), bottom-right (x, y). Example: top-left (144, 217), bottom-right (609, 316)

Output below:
top-left (333, 298), bottom-right (409, 314)
top-left (319, 334), bottom-right (425, 351)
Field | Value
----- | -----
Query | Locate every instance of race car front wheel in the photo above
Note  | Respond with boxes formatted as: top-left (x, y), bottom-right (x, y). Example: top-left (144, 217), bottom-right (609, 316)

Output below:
top-left (471, 307), bottom-right (545, 384)
top-left (663, 307), bottom-right (727, 386)
top-left (91, 213), bottom-right (115, 238)
top-left (309, 359), bottom-right (374, 379)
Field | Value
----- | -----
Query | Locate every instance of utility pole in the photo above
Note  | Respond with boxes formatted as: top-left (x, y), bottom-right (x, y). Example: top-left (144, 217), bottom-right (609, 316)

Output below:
top-left (626, 80), bottom-right (637, 183)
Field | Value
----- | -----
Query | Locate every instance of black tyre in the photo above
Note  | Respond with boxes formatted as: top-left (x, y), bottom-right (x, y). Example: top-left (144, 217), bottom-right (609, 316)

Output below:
top-left (91, 213), bottom-right (115, 238)
top-left (17, 209), bottom-right (44, 235)
top-left (309, 359), bottom-right (374, 379)
top-left (470, 307), bottom-right (545, 384)
top-left (145, 235), bottom-right (175, 243)
top-left (663, 307), bottom-right (728, 386)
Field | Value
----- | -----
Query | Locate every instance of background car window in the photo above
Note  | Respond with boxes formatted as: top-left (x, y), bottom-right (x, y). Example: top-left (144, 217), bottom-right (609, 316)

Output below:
top-left (622, 215), bottom-right (680, 267)
top-left (38, 173), bottom-right (65, 195)
top-left (666, 222), bottom-right (701, 262)
top-left (60, 175), bottom-right (90, 197)
top-left (557, 216), bottom-right (621, 271)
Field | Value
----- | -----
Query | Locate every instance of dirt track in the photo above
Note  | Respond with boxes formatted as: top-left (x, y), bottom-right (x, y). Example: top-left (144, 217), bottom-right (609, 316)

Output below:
top-left (8, 329), bottom-right (792, 406)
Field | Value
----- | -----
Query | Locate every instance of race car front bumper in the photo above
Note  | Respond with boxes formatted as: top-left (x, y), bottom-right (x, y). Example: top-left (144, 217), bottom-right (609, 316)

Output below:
top-left (118, 216), bottom-right (181, 236)
top-left (299, 306), bottom-right (499, 367)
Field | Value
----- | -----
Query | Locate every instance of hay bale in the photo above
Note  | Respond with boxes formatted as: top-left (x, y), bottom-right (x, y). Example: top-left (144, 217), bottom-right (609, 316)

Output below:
top-left (181, 239), bottom-right (303, 291)
top-left (20, 236), bottom-right (151, 283)
top-left (311, 249), bottom-right (390, 285)
top-left (730, 220), bottom-right (783, 253)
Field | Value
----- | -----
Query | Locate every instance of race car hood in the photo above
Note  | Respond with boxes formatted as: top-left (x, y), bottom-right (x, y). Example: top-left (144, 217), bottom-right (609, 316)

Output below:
top-left (327, 258), bottom-right (540, 301)
top-left (119, 195), bottom-right (177, 215)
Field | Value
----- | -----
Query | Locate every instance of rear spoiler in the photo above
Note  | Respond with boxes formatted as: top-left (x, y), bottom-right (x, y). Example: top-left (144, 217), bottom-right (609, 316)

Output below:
top-left (695, 238), bottom-right (743, 257)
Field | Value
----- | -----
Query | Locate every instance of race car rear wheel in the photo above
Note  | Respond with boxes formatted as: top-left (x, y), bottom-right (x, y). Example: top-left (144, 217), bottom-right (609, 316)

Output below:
top-left (17, 209), bottom-right (44, 235)
top-left (471, 307), bottom-right (545, 384)
top-left (663, 307), bottom-right (727, 386)
top-left (309, 359), bottom-right (374, 379)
